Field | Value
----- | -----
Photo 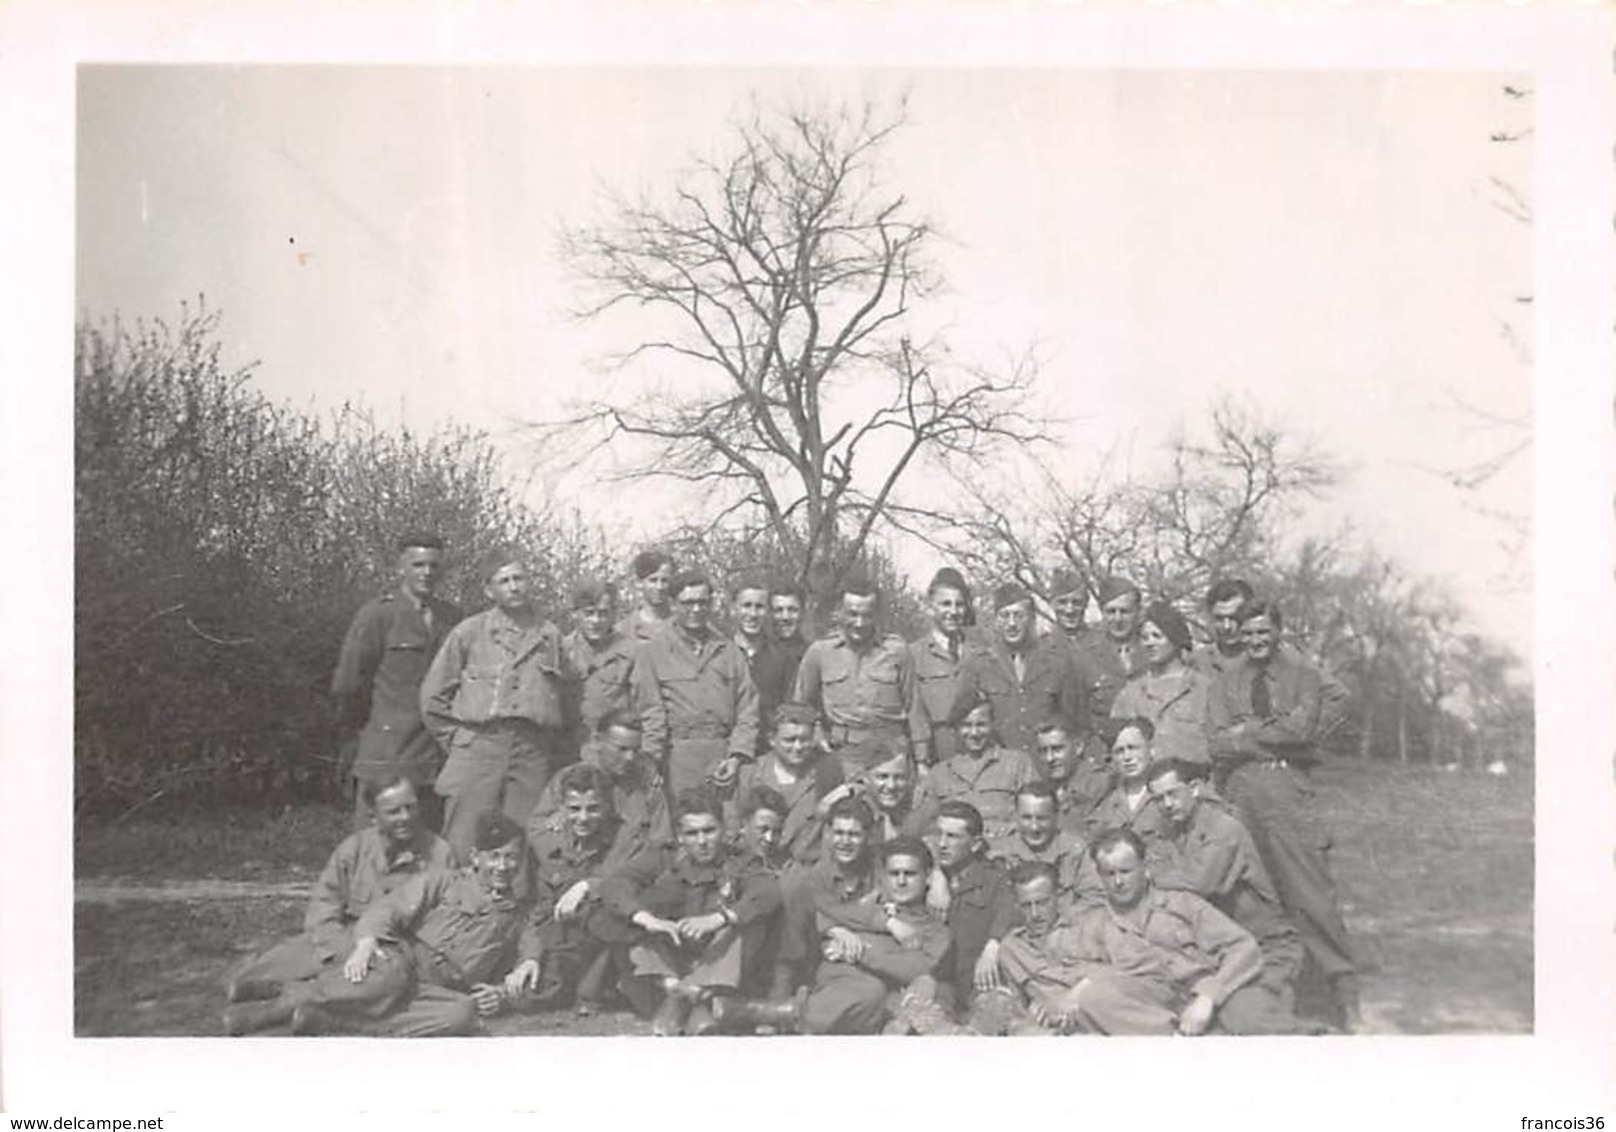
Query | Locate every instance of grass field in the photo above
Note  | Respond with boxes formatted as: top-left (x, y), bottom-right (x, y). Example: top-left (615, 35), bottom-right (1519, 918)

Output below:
top-left (73, 758), bottom-right (1532, 1036)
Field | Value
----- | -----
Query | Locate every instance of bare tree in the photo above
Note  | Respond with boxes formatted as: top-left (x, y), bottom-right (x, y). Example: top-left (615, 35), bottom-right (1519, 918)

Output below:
top-left (537, 96), bottom-right (1051, 600)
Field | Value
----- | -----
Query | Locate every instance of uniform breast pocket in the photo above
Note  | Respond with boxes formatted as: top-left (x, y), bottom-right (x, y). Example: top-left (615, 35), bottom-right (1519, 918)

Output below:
top-left (453, 664), bottom-right (502, 717)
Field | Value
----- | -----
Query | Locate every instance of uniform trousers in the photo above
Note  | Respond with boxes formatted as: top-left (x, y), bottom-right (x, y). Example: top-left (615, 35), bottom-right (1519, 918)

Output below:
top-left (1223, 763), bottom-right (1356, 981)
top-left (1069, 973), bottom-right (1297, 1036)
top-left (281, 943), bottom-right (481, 1037)
top-left (436, 720), bottom-right (559, 861)
top-left (229, 930), bottom-right (349, 997)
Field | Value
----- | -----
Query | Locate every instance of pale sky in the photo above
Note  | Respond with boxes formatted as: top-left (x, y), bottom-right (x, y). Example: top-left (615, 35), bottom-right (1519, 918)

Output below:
top-left (76, 66), bottom-right (1532, 657)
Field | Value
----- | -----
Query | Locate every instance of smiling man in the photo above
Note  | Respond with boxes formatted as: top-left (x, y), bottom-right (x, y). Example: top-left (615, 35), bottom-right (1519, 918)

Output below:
top-left (907, 567), bottom-right (979, 767)
top-left (728, 703), bottom-right (844, 867)
top-left (227, 810), bottom-right (536, 1037)
top-left (223, 776), bottom-right (457, 1020)
top-left (563, 579), bottom-right (636, 763)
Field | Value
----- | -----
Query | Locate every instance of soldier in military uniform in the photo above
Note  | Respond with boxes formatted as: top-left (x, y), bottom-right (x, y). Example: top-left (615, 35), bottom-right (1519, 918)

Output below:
top-left (222, 776), bottom-right (456, 1025)
top-left (726, 703), bottom-right (843, 868)
top-left (1031, 717), bottom-right (1112, 831)
top-left (632, 570), bottom-right (760, 799)
top-left (1083, 717), bottom-right (1171, 848)
top-left (729, 575), bottom-right (798, 743)
top-left (949, 582), bottom-right (1088, 756)
top-left (331, 533), bottom-right (461, 831)
top-left (984, 780), bottom-right (1104, 915)
top-left (768, 581), bottom-right (810, 688)
top-left (914, 694), bottom-right (1042, 841)
top-left (1071, 575), bottom-right (1146, 737)
top-left (794, 581), bottom-right (923, 776)
top-left (419, 548), bottom-right (579, 861)
top-left (563, 579), bottom-right (636, 762)
top-left (907, 567), bottom-right (979, 768)
top-left (617, 549), bottom-right (675, 644)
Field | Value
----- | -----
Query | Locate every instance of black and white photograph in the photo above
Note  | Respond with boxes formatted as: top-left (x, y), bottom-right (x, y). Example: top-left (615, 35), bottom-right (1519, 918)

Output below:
top-left (4, 2), bottom-right (1613, 1126)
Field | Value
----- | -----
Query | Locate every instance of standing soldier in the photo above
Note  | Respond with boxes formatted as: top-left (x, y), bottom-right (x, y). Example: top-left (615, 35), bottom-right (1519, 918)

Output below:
top-left (564, 579), bottom-right (636, 759)
top-left (729, 575), bottom-right (797, 740)
top-left (768, 581), bottom-right (811, 691)
top-left (332, 533), bottom-right (462, 831)
top-left (907, 567), bottom-right (978, 769)
top-left (950, 582), bottom-right (1088, 755)
top-left (1073, 575), bottom-right (1146, 736)
top-left (794, 580), bottom-right (923, 776)
top-left (420, 547), bottom-right (577, 861)
top-left (1195, 577), bottom-right (1257, 680)
top-left (617, 549), bottom-right (675, 644)
top-left (633, 570), bottom-right (761, 798)
top-left (1207, 599), bottom-right (1360, 1031)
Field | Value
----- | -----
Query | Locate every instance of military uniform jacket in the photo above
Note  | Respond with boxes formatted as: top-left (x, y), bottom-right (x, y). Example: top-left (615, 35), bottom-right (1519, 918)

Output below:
top-left (1110, 666), bottom-right (1215, 768)
top-left (843, 905), bottom-right (953, 987)
top-left (950, 636), bottom-right (1088, 754)
top-left (602, 844), bottom-right (782, 928)
top-left (941, 857), bottom-right (1019, 998)
top-left (355, 867), bottom-right (536, 990)
top-left (1054, 762), bottom-right (1113, 832)
top-left (527, 826), bottom-right (617, 930)
top-left (999, 921), bottom-right (1105, 1000)
top-left (1083, 780), bottom-right (1171, 845)
top-left (1146, 801), bottom-right (1298, 958)
top-left (420, 608), bottom-right (575, 748)
top-left (1062, 887), bottom-right (1263, 1006)
top-left (985, 828), bottom-right (1104, 912)
top-left (304, 827), bottom-right (458, 958)
top-left (913, 745), bottom-right (1042, 840)
top-left (331, 588), bottom-right (461, 782)
top-left (729, 754), bottom-right (844, 866)
top-left (632, 626), bottom-right (760, 762)
top-left (563, 628), bottom-right (636, 740)
top-left (735, 635), bottom-right (799, 734)
top-left (795, 634), bottom-right (923, 743)
top-left (907, 632), bottom-right (983, 748)
top-left (525, 759), bottom-right (672, 874)
top-left (1207, 649), bottom-right (1346, 770)
top-left (1070, 631), bottom-right (1141, 731)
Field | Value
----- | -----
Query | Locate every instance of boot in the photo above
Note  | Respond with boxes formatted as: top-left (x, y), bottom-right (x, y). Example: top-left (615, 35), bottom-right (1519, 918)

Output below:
top-left (894, 976), bottom-right (967, 1036)
top-left (650, 978), bottom-right (694, 1036)
top-left (1332, 973), bottom-right (1364, 1034)
top-left (290, 1003), bottom-right (341, 1036)
top-left (222, 998), bottom-right (295, 1036)
top-left (708, 987), bottom-right (807, 1035)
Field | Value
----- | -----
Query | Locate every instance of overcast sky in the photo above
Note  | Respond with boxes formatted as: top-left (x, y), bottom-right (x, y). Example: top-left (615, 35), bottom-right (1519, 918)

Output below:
top-left (76, 65), bottom-right (1532, 658)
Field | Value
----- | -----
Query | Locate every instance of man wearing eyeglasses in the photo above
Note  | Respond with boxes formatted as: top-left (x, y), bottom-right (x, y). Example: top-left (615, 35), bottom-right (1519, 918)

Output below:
top-left (632, 570), bottom-right (761, 798)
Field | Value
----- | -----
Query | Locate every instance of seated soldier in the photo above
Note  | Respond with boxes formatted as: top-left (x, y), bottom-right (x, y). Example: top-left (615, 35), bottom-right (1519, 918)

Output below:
top-left (1032, 717), bottom-right (1111, 830)
top-left (830, 739), bottom-right (928, 843)
top-left (224, 810), bottom-right (535, 1037)
top-left (1056, 829), bottom-right (1267, 1036)
top-left (889, 800), bottom-right (1019, 1035)
top-left (526, 709), bottom-right (671, 871)
top-left (1145, 758), bottom-right (1313, 1033)
top-left (981, 861), bottom-right (1105, 1035)
top-left (914, 694), bottom-right (1041, 841)
top-left (594, 788), bottom-right (783, 1036)
top-left (1082, 717), bottom-right (1171, 848)
top-left (223, 776), bottom-right (456, 1013)
top-left (985, 780), bottom-right (1104, 915)
top-left (796, 836), bottom-right (952, 1034)
top-left (505, 765), bottom-right (626, 1015)
top-left (727, 703), bottom-right (843, 867)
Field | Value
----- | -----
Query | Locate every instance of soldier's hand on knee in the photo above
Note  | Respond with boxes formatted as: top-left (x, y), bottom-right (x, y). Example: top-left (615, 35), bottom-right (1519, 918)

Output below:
top-left (1177, 993), bottom-right (1216, 1036)
top-left (343, 937), bottom-right (379, 983)
top-left (504, 958), bottom-right (540, 998)
top-left (471, 983), bottom-right (504, 1017)
top-left (973, 940), bottom-right (1004, 992)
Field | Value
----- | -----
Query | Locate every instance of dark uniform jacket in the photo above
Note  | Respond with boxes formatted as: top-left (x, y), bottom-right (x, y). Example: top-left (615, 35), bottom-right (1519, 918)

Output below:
top-left (950, 635), bottom-right (1089, 754)
top-left (331, 588), bottom-right (461, 785)
top-left (940, 856), bottom-right (1019, 1006)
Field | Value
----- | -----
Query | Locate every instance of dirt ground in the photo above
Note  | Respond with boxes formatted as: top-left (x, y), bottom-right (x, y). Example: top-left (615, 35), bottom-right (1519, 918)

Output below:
top-left (73, 758), bottom-right (1532, 1037)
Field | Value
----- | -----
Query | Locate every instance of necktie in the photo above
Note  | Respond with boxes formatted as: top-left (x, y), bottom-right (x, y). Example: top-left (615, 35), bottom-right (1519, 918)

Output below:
top-left (1251, 666), bottom-right (1272, 718)
top-left (1012, 652), bottom-right (1027, 685)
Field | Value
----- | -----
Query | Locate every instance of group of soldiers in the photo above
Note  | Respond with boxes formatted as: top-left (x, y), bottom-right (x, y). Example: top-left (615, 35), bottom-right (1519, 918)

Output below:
top-left (219, 535), bottom-right (1362, 1038)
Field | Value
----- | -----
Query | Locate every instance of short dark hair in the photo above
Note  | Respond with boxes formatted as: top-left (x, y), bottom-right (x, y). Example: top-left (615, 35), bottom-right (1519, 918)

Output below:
top-left (1111, 715), bottom-right (1156, 743)
top-left (631, 550), bottom-right (673, 580)
top-left (771, 702), bottom-right (818, 732)
top-left (1205, 578), bottom-right (1255, 608)
top-left (595, 707), bottom-right (644, 736)
top-left (737, 785), bottom-right (789, 823)
top-left (948, 690), bottom-right (995, 727)
top-left (674, 787), bottom-right (725, 826)
top-left (668, 569), bottom-right (713, 598)
top-left (471, 810), bottom-right (525, 852)
top-left (571, 578), bottom-right (619, 609)
top-left (477, 546), bottom-right (525, 582)
top-left (729, 573), bottom-right (772, 601)
top-left (770, 581), bottom-right (806, 605)
top-left (1033, 717), bottom-right (1073, 741)
top-left (880, 835), bottom-right (934, 873)
top-left (1145, 757), bottom-right (1208, 786)
top-left (556, 763), bottom-right (615, 804)
top-left (1014, 779), bottom-right (1060, 806)
top-left (1089, 827), bottom-right (1148, 866)
top-left (840, 577), bottom-right (880, 602)
top-left (826, 795), bottom-right (876, 831)
top-left (1238, 599), bottom-right (1284, 631)
top-left (1010, 860), bottom-right (1060, 891)
top-left (396, 532), bottom-right (445, 554)
top-left (361, 774), bottom-right (418, 809)
top-left (935, 800), bottom-right (984, 838)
